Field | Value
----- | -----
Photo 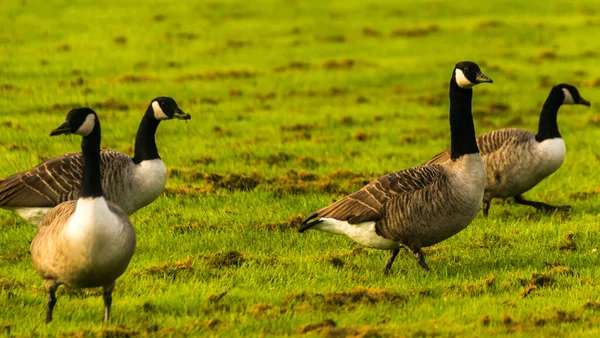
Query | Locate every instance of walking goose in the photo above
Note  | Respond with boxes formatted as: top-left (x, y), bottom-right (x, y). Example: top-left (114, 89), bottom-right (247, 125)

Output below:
top-left (425, 84), bottom-right (590, 216)
top-left (299, 61), bottom-right (492, 272)
top-left (0, 96), bottom-right (190, 225)
top-left (31, 108), bottom-right (136, 322)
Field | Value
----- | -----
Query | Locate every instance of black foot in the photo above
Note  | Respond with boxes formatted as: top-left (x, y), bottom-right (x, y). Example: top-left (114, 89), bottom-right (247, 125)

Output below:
top-left (103, 282), bottom-right (115, 322)
top-left (514, 195), bottom-right (571, 214)
top-left (414, 249), bottom-right (430, 271)
top-left (383, 249), bottom-right (400, 275)
top-left (45, 281), bottom-right (58, 323)
top-left (483, 200), bottom-right (491, 218)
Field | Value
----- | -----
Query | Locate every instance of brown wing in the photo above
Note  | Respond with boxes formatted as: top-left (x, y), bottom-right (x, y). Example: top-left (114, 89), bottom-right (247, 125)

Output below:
top-left (0, 153), bottom-right (83, 207)
top-left (423, 128), bottom-right (531, 165)
top-left (300, 164), bottom-right (446, 229)
top-left (0, 149), bottom-right (131, 208)
top-left (423, 151), bottom-right (451, 165)
top-left (476, 128), bottom-right (532, 154)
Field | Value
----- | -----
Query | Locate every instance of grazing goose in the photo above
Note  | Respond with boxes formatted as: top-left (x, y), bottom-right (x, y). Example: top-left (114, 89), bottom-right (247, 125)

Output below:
top-left (31, 108), bottom-right (135, 322)
top-left (0, 97), bottom-right (190, 225)
top-left (425, 84), bottom-right (590, 216)
top-left (299, 61), bottom-right (492, 272)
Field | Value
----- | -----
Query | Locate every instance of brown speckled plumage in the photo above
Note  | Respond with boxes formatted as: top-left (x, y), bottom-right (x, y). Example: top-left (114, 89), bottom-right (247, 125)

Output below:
top-left (0, 149), bottom-right (165, 225)
top-left (0, 150), bottom-right (130, 208)
top-left (425, 128), bottom-right (568, 216)
top-left (306, 164), bottom-right (447, 226)
top-left (304, 156), bottom-right (484, 249)
top-left (425, 128), bottom-right (532, 165)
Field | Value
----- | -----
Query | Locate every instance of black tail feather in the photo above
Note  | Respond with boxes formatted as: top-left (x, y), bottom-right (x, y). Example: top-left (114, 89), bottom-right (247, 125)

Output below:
top-left (298, 212), bottom-right (321, 233)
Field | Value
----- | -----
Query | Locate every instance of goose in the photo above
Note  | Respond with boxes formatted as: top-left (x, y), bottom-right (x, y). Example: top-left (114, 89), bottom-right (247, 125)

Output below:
top-left (31, 108), bottom-right (136, 322)
top-left (299, 61), bottom-right (492, 272)
top-left (425, 84), bottom-right (590, 216)
top-left (0, 96), bottom-right (190, 225)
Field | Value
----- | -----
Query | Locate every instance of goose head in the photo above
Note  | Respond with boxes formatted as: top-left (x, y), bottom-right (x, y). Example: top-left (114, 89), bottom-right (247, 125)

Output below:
top-left (149, 97), bottom-right (191, 121)
top-left (554, 84), bottom-right (590, 106)
top-left (453, 61), bottom-right (493, 89)
top-left (50, 108), bottom-right (98, 136)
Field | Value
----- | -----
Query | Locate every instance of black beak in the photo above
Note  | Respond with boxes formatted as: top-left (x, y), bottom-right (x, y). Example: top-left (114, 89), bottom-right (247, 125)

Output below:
top-left (476, 72), bottom-right (493, 84)
top-left (173, 108), bottom-right (191, 120)
top-left (578, 97), bottom-right (591, 107)
top-left (50, 122), bottom-right (71, 136)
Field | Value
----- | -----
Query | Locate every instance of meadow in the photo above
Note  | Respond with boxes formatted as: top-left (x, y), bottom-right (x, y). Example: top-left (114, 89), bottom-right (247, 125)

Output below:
top-left (1, 0), bottom-right (600, 336)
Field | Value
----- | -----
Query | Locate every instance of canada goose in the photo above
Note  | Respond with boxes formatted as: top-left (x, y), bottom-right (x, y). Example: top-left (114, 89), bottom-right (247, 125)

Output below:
top-left (31, 108), bottom-right (136, 323)
top-left (0, 97), bottom-right (190, 225)
top-left (425, 84), bottom-right (590, 216)
top-left (299, 61), bottom-right (492, 272)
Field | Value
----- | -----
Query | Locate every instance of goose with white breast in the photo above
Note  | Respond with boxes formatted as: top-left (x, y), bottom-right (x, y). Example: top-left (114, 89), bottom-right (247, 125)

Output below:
top-left (425, 84), bottom-right (590, 216)
top-left (299, 61), bottom-right (492, 272)
top-left (0, 96), bottom-right (190, 225)
top-left (31, 108), bottom-right (136, 322)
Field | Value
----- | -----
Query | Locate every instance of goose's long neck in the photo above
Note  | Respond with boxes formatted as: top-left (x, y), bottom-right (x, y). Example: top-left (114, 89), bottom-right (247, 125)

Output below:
top-left (449, 79), bottom-right (479, 160)
top-left (535, 90), bottom-right (562, 142)
top-left (132, 107), bottom-right (160, 164)
top-left (80, 122), bottom-right (103, 198)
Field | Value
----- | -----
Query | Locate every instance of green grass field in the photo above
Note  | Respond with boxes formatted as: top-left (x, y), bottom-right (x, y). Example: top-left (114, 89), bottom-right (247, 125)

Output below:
top-left (1, 0), bottom-right (600, 336)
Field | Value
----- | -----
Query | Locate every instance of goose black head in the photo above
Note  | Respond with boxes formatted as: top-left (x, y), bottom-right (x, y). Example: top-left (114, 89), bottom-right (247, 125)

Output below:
top-left (149, 97), bottom-right (191, 121)
top-left (453, 61), bottom-right (493, 89)
top-left (50, 108), bottom-right (98, 137)
top-left (554, 84), bottom-right (590, 106)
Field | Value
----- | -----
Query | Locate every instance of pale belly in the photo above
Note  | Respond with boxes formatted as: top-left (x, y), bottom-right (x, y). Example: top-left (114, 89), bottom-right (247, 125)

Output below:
top-left (313, 219), bottom-right (401, 250)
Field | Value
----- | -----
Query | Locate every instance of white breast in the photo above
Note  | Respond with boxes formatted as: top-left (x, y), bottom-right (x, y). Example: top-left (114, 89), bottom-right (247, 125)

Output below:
top-left (313, 218), bottom-right (400, 250)
top-left (535, 138), bottom-right (566, 175)
top-left (446, 153), bottom-right (486, 203)
top-left (127, 159), bottom-right (167, 212)
top-left (65, 198), bottom-right (121, 241)
top-left (62, 197), bottom-right (133, 271)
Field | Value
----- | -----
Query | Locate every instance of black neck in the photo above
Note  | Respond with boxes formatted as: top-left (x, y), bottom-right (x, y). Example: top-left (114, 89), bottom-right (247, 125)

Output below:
top-left (449, 78), bottom-right (480, 160)
top-left (80, 121), bottom-right (104, 198)
top-left (132, 106), bottom-right (161, 164)
top-left (535, 89), bottom-right (562, 142)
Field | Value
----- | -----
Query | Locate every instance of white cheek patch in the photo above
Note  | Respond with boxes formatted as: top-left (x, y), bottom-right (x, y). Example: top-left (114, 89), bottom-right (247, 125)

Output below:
top-left (455, 69), bottom-right (475, 88)
top-left (75, 114), bottom-right (96, 136)
top-left (152, 101), bottom-right (169, 120)
top-left (562, 88), bottom-right (575, 104)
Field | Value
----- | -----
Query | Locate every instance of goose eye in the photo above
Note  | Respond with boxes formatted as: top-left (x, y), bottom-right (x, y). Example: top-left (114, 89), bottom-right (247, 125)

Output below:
top-left (463, 67), bottom-right (469, 73)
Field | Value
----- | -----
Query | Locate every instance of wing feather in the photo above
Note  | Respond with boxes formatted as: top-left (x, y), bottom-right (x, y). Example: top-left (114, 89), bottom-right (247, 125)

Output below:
top-left (302, 164), bottom-right (447, 227)
top-left (0, 150), bottom-right (131, 208)
top-left (423, 128), bottom-right (532, 165)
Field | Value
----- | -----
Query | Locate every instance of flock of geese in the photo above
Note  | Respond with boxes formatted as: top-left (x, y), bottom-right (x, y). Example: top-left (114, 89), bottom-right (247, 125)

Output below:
top-left (1, 61), bottom-right (591, 322)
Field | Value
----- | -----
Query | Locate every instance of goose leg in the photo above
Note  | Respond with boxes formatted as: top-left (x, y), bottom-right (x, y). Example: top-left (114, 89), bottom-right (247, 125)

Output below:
top-left (383, 249), bottom-right (400, 274)
top-left (414, 249), bottom-right (430, 271)
top-left (103, 281), bottom-right (115, 322)
top-left (483, 199), bottom-right (491, 217)
top-left (514, 195), bottom-right (571, 213)
top-left (45, 280), bottom-right (58, 323)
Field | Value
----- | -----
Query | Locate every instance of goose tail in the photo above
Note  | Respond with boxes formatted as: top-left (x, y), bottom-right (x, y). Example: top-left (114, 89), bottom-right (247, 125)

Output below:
top-left (298, 212), bottom-right (322, 233)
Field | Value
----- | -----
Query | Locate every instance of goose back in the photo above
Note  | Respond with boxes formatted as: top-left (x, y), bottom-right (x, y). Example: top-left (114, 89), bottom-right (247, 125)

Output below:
top-left (479, 129), bottom-right (565, 198)
top-left (304, 154), bottom-right (484, 248)
top-left (0, 149), bottom-right (166, 223)
top-left (425, 128), bottom-right (566, 199)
